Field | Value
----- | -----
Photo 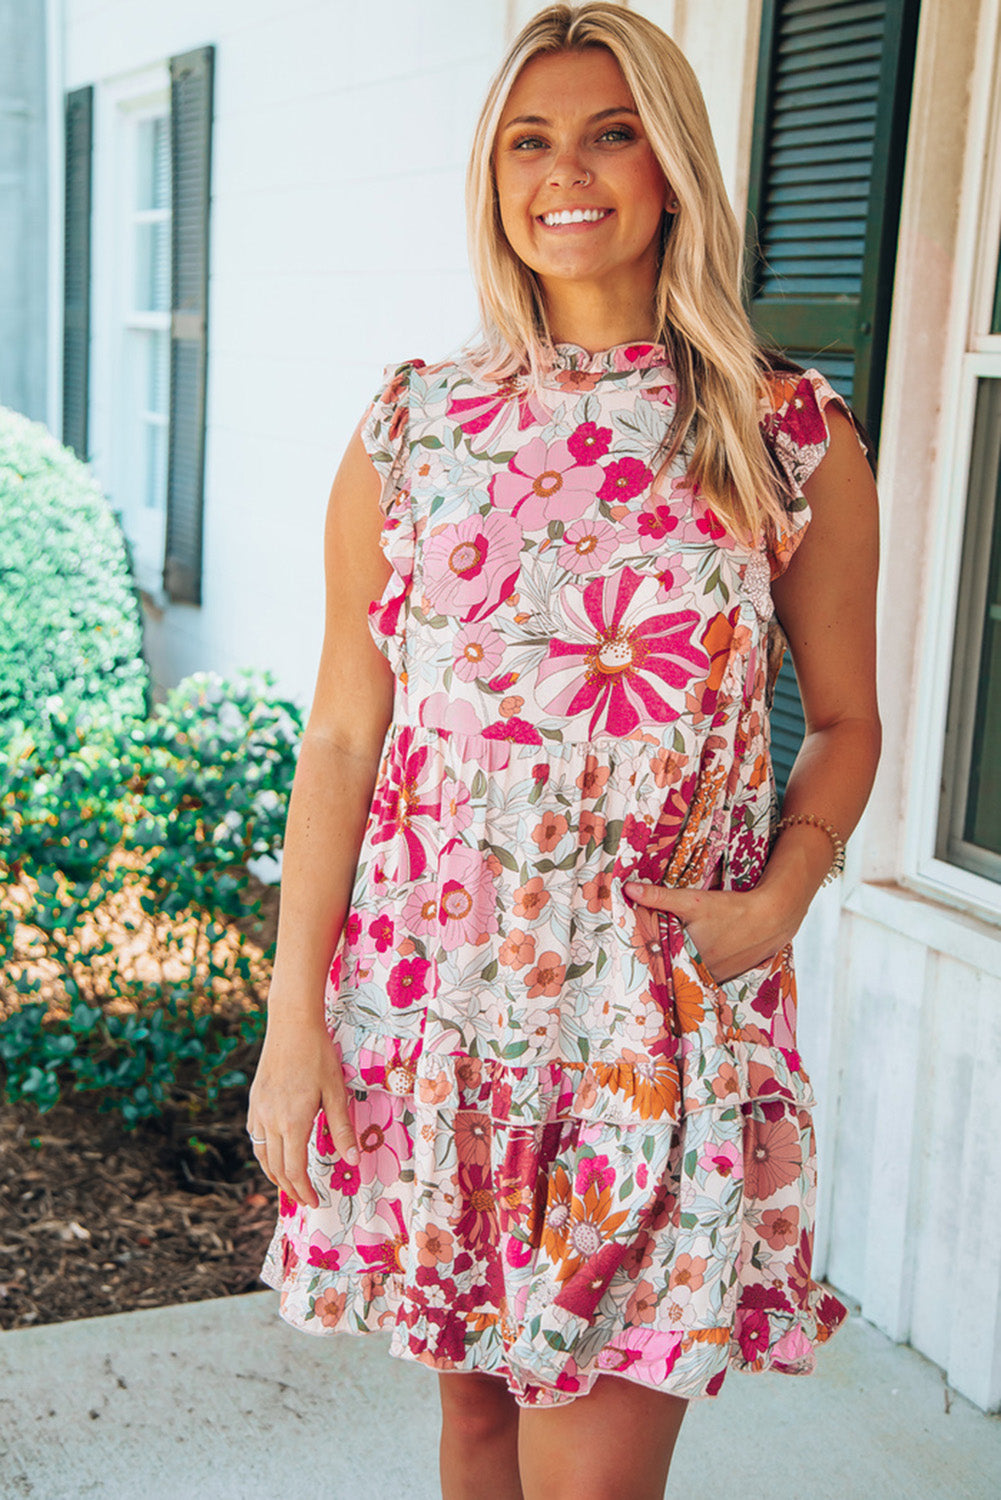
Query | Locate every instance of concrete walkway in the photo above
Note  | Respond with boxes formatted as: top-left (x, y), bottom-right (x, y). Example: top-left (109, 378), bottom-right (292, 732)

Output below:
top-left (1, 1293), bottom-right (998, 1499)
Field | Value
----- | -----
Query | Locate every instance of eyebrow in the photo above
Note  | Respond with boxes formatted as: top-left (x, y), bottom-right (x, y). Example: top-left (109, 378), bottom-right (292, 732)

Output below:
top-left (501, 106), bottom-right (640, 129)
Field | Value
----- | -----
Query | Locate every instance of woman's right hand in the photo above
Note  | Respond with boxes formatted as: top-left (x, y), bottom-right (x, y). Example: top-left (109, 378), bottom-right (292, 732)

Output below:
top-left (247, 1013), bottom-right (360, 1210)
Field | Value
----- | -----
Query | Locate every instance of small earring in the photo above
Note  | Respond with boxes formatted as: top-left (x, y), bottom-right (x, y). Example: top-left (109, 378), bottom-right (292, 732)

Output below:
top-left (666, 199), bottom-right (679, 214)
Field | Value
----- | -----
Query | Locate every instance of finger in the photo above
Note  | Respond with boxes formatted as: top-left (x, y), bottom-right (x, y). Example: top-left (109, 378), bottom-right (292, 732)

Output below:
top-left (623, 880), bottom-right (699, 920)
top-left (322, 1086), bottom-right (360, 1166)
top-left (267, 1134), bottom-right (300, 1207)
top-left (284, 1131), bottom-right (320, 1210)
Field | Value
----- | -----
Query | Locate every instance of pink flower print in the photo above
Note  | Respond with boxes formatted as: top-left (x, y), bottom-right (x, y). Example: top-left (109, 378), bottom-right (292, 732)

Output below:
top-left (656, 559), bottom-right (691, 601)
top-left (525, 950), bottom-right (566, 999)
top-left (369, 914), bottom-right (393, 953)
top-left (531, 810), bottom-right (569, 853)
top-left (441, 777), bottom-right (473, 835)
top-left (402, 880), bottom-right (439, 937)
top-left (369, 726), bottom-right (441, 881)
top-left (307, 1233), bottom-right (350, 1273)
top-left (417, 693), bottom-right (512, 771)
top-left (423, 511), bottom-right (521, 622)
top-left (558, 517), bottom-right (618, 574)
top-left (356, 1200), bottom-right (409, 1277)
top-left (598, 456), bottom-right (653, 504)
top-left (489, 437), bottom-right (604, 530)
top-left (567, 421), bottom-right (612, 464)
top-left (698, 1140), bottom-right (743, 1179)
top-left (447, 378), bottom-right (549, 443)
top-left (357, 1095), bottom-right (405, 1186)
top-left (453, 621), bottom-right (505, 682)
top-left (438, 843), bottom-right (499, 951)
top-left (387, 956), bottom-right (431, 1009)
top-left (574, 1153), bottom-right (614, 1195)
top-left (537, 567), bottom-right (707, 737)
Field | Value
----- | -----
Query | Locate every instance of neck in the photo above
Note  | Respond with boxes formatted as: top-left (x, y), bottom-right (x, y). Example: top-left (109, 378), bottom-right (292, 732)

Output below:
top-left (541, 269), bottom-right (659, 354)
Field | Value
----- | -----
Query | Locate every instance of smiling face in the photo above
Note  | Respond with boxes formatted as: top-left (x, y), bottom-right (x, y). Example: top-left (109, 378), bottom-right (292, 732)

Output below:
top-left (493, 47), bottom-right (670, 315)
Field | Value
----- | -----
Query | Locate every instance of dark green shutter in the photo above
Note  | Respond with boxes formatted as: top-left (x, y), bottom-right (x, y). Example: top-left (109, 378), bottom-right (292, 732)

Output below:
top-left (62, 86), bottom-right (92, 460)
top-left (164, 45), bottom-right (214, 605)
top-left (746, 0), bottom-right (920, 793)
top-left (991, 238), bottom-right (1001, 336)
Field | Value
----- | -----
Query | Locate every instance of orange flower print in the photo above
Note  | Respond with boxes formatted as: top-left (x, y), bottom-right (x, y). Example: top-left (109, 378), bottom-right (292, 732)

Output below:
top-left (626, 1278), bottom-right (658, 1324)
top-left (499, 694), bottom-right (526, 718)
top-left (525, 951), bottom-right (566, 999)
top-left (514, 876), bottom-right (549, 920)
top-left (759, 1205), bottom-right (800, 1250)
top-left (581, 872), bottom-right (614, 913)
top-left (668, 1253), bottom-right (707, 1293)
top-left (555, 1178), bottom-right (630, 1283)
top-left (416, 1223), bottom-right (455, 1267)
top-left (743, 1115), bottom-right (801, 1200)
top-left (455, 1112), bottom-right (491, 1167)
top-left (499, 928), bottom-right (536, 969)
top-left (311, 1287), bottom-right (347, 1328)
top-left (578, 810), bottom-right (606, 846)
top-left (541, 1166), bottom-right (574, 1259)
top-left (532, 810), bottom-right (569, 852)
top-left (672, 969), bottom-right (707, 1033)
top-left (576, 753), bottom-right (611, 799)
top-left (596, 1050), bottom-right (678, 1122)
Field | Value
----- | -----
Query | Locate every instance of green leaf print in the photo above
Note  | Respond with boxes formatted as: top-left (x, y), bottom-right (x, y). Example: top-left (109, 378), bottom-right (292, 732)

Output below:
top-left (416, 434), bottom-right (443, 449)
top-left (490, 844), bottom-right (520, 873)
top-left (470, 769), bottom-right (487, 799)
top-left (480, 959), bottom-right (499, 983)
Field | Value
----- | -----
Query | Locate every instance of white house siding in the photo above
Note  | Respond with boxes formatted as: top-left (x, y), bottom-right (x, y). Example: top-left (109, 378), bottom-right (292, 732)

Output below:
top-left (63, 0), bottom-right (509, 702)
top-left (56, 0), bottom-right (1001, 1412)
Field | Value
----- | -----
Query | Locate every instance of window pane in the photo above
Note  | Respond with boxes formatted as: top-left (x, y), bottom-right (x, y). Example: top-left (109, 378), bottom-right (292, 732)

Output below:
top-left (940, 378), bottom-right (1001, 879)
top-left (136, 115), bottom-right (169, 212)
top-left (134, 219), bottom-right (170, 312)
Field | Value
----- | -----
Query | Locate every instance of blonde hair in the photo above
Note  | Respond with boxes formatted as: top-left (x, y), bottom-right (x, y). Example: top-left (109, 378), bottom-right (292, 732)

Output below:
top-left (465, 2), bottom-right (786, 538)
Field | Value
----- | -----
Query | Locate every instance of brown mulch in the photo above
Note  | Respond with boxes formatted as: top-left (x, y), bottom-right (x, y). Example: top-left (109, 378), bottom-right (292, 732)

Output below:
top-left (0, 1092), bottom-right (278, 1332)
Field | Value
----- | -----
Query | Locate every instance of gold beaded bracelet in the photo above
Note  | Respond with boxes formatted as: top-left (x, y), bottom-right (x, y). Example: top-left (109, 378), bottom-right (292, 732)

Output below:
top-left (774, 812), bottom-right (846, 887)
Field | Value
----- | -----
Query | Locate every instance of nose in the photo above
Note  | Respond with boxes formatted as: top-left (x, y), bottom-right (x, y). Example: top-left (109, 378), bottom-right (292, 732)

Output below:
top-left (548, 148), bottom-right (591, 190)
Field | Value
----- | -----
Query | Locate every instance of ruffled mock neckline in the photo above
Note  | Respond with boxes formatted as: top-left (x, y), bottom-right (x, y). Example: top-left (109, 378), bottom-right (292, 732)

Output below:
top-left (551, 340), bottom-right (670, 374)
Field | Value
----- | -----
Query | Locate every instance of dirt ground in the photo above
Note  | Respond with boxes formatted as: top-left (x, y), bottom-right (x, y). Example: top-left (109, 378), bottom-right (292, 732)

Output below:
top-left (0, 1091), bottom-right (278, 1332)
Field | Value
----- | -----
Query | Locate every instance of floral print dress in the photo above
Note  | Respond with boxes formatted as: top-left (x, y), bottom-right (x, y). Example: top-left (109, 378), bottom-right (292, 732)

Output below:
top-left (261, 342), bottom-right (850, 1406)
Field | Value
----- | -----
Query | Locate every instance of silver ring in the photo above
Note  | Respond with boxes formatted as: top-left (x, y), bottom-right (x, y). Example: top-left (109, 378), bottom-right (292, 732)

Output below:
top-left (575, 170), bottom-right (592, 187)
top-left (248, 1132), bottom-right (266, 1145)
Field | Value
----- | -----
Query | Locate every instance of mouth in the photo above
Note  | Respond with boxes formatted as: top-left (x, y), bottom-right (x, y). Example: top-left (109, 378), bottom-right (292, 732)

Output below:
top-left (537, 207), bottom-right (614, 228)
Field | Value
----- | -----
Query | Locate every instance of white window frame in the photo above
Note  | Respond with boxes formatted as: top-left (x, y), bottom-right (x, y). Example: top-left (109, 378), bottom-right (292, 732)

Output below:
top-left (90, 63), bottom-right (171, 599)
top-left (904, 0), bottom-right (1001, 924)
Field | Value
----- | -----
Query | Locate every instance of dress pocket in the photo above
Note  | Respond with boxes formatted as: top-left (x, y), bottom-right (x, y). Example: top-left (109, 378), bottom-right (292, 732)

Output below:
top-left (663, 911), bottom-right (793, 1043)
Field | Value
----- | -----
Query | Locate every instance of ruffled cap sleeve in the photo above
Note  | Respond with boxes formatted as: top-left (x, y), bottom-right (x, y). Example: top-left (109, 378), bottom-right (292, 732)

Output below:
top-left (759, 369), bottom-right (859, 578)
top-left (360, 358), bottom-right (424, 675)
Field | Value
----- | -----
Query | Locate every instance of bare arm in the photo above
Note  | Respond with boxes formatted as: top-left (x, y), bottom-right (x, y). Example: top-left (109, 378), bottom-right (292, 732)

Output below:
top-left (624, 406), bottom-right (881, 979)
top-left (247, 423), bottom-right (394, 1205)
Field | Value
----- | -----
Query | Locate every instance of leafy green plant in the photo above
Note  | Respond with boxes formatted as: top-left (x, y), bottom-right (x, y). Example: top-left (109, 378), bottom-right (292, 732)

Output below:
top-left (0, 404), bottom-right (149, 747)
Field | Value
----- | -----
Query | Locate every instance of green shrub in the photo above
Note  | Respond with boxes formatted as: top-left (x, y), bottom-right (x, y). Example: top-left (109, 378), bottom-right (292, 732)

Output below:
top-left (0, 672), bottom-right (304, 1127)
top-left (0, 404), bottom-right (149, 746)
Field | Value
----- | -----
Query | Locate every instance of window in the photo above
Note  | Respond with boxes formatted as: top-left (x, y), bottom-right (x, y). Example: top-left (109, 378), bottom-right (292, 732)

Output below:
top-left (939, 380), bottom-right (1001, 882)
top-left (63, 45), bottom-right (213, 605)
top-left (744, 0), bottom-right (920, 794)
top-left (117, 104), bottom-right (172, 574)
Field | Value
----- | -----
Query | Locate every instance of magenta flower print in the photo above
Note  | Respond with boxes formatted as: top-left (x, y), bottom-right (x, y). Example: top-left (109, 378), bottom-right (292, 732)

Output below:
top-left (368, 726), bottom-right (441, 881)
top-left (567, 421), bottom-right (612, 464)
top-left (438, 842), bottom-right (499, 951)
top-left (537, 567), bottom-right (707, 736)
top-left (630, 499), bottom-right (680, 553)
top-left (489, 437), bottom-right (603, 530)
top-left (446, 378), bottom-right (548, 443)
top-left (558, 517), bottom-right (618, 574)
top-left (452, 620), bottom-right (505, 682)
top-left (387, 956), bottom-right (431, 1009)
top-left (598, 456), bottom-right (653, 504)
top-left (423, 511), bottom-right (521, 622)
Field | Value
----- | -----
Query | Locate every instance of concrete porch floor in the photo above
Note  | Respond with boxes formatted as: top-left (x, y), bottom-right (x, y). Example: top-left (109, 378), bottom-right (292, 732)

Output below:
top-left (0, 1291), bottom-right (998, 1499)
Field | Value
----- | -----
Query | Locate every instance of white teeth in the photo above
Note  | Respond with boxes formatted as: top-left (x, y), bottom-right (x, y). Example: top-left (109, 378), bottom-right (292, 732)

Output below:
top-left (541, 208), bottom-right (610, 226)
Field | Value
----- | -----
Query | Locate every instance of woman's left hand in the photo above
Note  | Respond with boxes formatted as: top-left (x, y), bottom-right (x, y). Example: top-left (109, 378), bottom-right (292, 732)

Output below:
top-left (623, 881), bottom-right (800, 985)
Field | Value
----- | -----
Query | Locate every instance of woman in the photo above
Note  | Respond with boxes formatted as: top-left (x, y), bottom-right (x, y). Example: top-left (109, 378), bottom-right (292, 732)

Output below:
top-left (249, 5), bottom-right (880, 1497)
